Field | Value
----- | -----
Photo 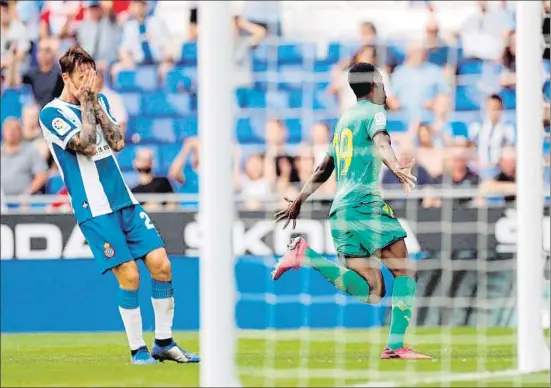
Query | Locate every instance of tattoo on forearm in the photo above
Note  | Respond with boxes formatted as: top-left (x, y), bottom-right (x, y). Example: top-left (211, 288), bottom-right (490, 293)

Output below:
top-left (95, 104), bottom-right (124, 151)
top-left (67, 135), bottom-right (96, 156)
top-left (80, 97), bottom-right (98, 148)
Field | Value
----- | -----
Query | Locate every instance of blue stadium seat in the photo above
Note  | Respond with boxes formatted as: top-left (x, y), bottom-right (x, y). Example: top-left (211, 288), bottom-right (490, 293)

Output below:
top-left (243, 89), bottom-right (291, 109)
top-left (114, 66), bottom-right (158, 92)
top-left (176, 166), bottom-right (199, 193)
top-left (46, 175), bottom-right (64, 194)
top-left (283, 118), bottom-right (302, 143)
top-left (157, 143), bottom-right (182, 174)
top-left (127, 118), bottom-right (177, 143)
top-left (141, 93), bottom-right (192, 116)
top-left (120, 93), bottom-right (141, 116)
top-left (450, 121), bottom-right (469, 138)
top-left (386, 40), bottom-right (407, 66)
top-left (458, 59), bottom-right (484, 75)
top-left (277, 42), bottom-right (315, 65)
top-left (236, 117), bottom-right (264, 144)
top-left (252, 43), bottom-right (271, 72)
top-left (122, 171), bottom-right (140, 189)
top-left (325, 41), bottom-right (358, 64)
top-left (544, 60), bottom-right (550, 77)
top-left (164, 67), bottom-right (195, 92)
top-left (312, 89), bottom-right (339, 111)
top-left (427, 46), bottom-right (449, 67)
top-left (455, 85), bottom-right (482, 111)
top-left (173, 116), bottom-right (198, 140)
top-left (544, 80), bottom-right (550, 102)
top-left (277, 65), bottom-right (304, 90)
top-left (499, 88), bottom-right (516, 110)
top-left (313, 61), bottom-right (332, 73)
top-left (179, 42), bottom-right (197, 65)
top-left (288, 89), bottom-right (303, 109)
top-left (386, 120), bottom-right (407, 133)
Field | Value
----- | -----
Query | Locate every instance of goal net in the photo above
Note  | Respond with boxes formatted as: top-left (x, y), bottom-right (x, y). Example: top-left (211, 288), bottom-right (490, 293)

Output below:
top-left (199, 1), bottom-right (550, 387)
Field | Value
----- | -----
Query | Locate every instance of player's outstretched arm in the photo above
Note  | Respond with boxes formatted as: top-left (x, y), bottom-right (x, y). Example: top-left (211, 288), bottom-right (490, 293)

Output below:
top-left (94, 104), bottom-right (125, 152)
top-left (372, 132), bottom-right (417, 196)
top-left (274, 155), bottom-right (334, 229)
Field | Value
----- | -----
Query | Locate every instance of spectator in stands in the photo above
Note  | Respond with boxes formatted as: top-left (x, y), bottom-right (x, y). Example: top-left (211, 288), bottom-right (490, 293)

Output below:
top-left (233, 15), bottom-right (267, 90)
top-left (468, 94), bottom-right (515, 169)
top-left (430, 94), bottom-right (455, 145)
top-left (95, 70), bottom-right (128, 132)
top-left (329, 45), bottom-right (391, 112)
top-left (21, 104), bottom-right (51, 164)
top-left (423, 18), bottom-right (455, 79)
top-left (240, 0), bottom-right (282, 36)
top-left (15, 1), bottom-right (40, 46)
top-left (434, 148), bottom-right (482, 207)
top-left (412, 122), bottom-right (445, 179)
top-left (168, 136), bottom-right (199, 185)
top-left (0, 117), bottom-right (48, 197)
top-left (75, 0), bottom-right (121, 68)
top-left (481, 145), bottom-right (516, 204)
top-left (131, 147), bottom-right (175, 210)
top-left (294, 144), bottom-right (335, 203)
top-left (5, 37), bottom-right (64, 108)
top-left (358, 21), bottom-right (378, 45)
top-left (382, 148), bottom-right (437, 208)
top-left (386, 41), bottom-right (449, 119)
top-left (543, 0), bottom-right (550, 60)
top-left (112, 0), bottom-right (174, 80)
top-left (460, 0), bottom-right (514, 61)
top-left (500, 31), bottom-right (516, 89)
top-left (311, 122), bottom-right (331, 165)
top-left (39, 0), bottom-right (84, 50)
top-left (187, 1), bottom-right (198, 41)
top-left (263, 119), bottom-right (292, 187)
top-left (0, 0), bottom-right (31, 70)
top-left (234, 152), bottom-right (271, 210)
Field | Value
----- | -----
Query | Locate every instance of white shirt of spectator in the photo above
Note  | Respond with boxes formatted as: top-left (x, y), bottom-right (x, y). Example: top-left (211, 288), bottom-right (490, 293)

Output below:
top-left (468, 119), bottom-right (515, 167)
top-left (239, 175), bottom-right (271, 199)
top-left (121, 15), bottom-right (172, 64)
top-left (0, 18), bottom-right (30, 62)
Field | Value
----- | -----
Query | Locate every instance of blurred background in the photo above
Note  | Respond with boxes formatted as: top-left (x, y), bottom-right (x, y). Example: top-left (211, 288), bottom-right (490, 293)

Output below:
top-left (0, 0), bottom-right (550, 334)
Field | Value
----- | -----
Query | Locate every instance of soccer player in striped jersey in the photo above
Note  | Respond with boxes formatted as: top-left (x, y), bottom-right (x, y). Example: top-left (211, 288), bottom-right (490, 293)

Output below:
top-left (39, 46), bottom-right (199, 365)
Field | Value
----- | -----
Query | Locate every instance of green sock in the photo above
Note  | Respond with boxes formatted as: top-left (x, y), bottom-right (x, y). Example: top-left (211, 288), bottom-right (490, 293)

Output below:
top-left (387, 276), bottom-right (416, 350)
top-left (304, 247), bottom-right (370, 303)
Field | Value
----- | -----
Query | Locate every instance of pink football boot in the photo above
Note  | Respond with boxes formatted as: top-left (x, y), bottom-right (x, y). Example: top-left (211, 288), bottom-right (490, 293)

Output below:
top-left (271, 237), bottom-right (309, 280)
top-left (380, 346), bottom-right (432, 360)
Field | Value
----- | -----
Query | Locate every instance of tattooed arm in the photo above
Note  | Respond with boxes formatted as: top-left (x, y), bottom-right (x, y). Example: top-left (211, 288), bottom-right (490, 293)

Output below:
top-left (94, 100), bottom-right (125, 152)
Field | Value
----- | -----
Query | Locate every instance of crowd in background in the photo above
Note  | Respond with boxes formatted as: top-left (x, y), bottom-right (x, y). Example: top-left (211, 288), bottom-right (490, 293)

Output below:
top-left (0, 0), bottom-right (550, 212)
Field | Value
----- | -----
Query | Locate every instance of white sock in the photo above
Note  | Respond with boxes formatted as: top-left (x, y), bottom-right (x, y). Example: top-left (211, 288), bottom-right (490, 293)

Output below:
top-left (119, 306), bottom-right (146, 350)
top-left (151, 296), bottom-right (174, 340)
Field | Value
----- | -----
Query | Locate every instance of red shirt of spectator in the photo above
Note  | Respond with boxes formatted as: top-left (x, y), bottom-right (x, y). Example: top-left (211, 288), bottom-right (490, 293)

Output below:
top-left (40, 1), bottom-right (84, 38)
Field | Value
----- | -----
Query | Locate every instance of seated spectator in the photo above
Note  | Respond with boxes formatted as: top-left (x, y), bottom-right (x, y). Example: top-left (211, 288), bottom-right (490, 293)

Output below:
top-left (75, 1), bottom-right (121, 68)
top-left (429, 94), bottom-right (455, 145)
top-left (423, 18), bottom-right (456, 79)
top-left (386, 41), bottom-right (449, 119)
top-left (21, 103), bottom-right (51, 164)
top-left (500, 30), bottom-right (516, 89)
top-left (0, 0), bottom-right (31, 70)
top-left (460, 0), bottom-right (514, 61)
top-left (240, 0), bottom-right (282, 36)
top-left (168, 136), bottom-right (199, 185)
top-left (411, 122), bottom-right (445, 179)
top-left (131, 148), bottom-right (175, 210)
top-left (311, 122), bottom-right (331, 165)
top-left (358, 21), bottom-right (378, 46)
top-left (433, 148), bottom-right (482, 207)
top-left (95, 70), bottom-right (128, 133)
top-left (329, 44), bottom-right (391, 112)
top-left (382, 148), bottom-right (436, 208)
top-left (112, 0), bottom-right (174, 80)
top-left (233, 15), bottom-right (267, 90)
top-left (0, 117), bottom-right (48, 197)
top-left (263, 119), bottom-right (291, 186)
top-left (6, 37), bottom-right (63, 108)
top-left (39, 0), bottom-right (84, 50)
top-left (187, 0), bottom-right (198, 41)
top-left (480, 145), bottom-right (516, 203)
top-left (234, 151), bottom-right (271, 210)
top-left (468, 94), bottom-right (515, 169)
top-left (294, 144), bottom-right (335, 203)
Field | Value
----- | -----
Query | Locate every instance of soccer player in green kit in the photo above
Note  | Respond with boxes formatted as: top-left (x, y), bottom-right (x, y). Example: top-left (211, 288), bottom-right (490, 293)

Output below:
top-left (272, 62), bottom-right (430, 360)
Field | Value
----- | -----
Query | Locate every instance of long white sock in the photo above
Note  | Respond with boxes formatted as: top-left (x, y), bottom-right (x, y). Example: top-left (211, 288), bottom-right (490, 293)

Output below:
top-left (151, 280), bottom-right (174, 340)
top-left (118, 288), bottom-right (146, 350)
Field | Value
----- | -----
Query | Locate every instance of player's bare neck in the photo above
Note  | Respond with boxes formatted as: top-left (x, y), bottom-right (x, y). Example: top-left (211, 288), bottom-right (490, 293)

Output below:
top-left (59, 89), bottom-right (80, 106)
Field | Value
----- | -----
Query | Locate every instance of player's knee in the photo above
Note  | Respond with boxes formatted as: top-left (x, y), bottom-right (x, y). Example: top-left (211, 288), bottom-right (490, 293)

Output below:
top-left (147, 248), bottom-right (172, 281)
top-left (391, 268), bottom-right (416, 280)
top-left (157, 257), bottom-right (172, 279)
top-left (114, 261), bottom-right (140, 290)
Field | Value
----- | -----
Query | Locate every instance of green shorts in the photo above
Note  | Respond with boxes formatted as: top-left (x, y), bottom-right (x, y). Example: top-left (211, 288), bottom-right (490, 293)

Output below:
top-left (329, 203), bottom-right (407, 259)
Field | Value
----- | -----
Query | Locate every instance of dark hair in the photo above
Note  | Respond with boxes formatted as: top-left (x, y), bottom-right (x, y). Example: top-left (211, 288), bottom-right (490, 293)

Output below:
top-left (348, 62), bottom-right (378, 99)
top-left (0, 0), bottom-right (8, 9)
top-left (59, 46), bottom-right (96, 74)
top-left (502, 32), bottom-right (516, 71)
top-left (489, 94), bottom-right (503, 105)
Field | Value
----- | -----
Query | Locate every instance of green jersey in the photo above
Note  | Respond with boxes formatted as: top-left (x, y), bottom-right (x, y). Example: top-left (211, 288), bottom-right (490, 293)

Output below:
top-left (327, 100), bottom-right (388, 214)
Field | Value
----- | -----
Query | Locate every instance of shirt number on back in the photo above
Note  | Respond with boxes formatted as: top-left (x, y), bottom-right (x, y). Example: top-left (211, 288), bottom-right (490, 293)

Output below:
top-left (333, 128), bottom-right (354, 176)
top-left (140, 211), bottom-right (155, 230)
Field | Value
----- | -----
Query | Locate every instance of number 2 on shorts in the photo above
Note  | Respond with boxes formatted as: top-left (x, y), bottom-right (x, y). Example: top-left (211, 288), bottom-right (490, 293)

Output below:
top-left (140, 211), bottom-right (155, 229)
top-left (333, 128), bottom-right (353, 176)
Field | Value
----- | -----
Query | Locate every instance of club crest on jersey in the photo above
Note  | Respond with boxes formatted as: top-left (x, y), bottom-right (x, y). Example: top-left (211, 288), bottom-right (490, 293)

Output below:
top-left (374, 112), bottom-right (386, 126)
top-left (103, 243), bottom-right (115, 258)
top-left (52, 118), bottom-right (71, 135)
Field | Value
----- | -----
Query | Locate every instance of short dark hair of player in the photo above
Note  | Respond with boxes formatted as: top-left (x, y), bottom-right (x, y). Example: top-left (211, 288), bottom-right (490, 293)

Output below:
top-left (59, 46), bottom-right (96, 75)
top-left (348, 62), bottom-right (379, 99)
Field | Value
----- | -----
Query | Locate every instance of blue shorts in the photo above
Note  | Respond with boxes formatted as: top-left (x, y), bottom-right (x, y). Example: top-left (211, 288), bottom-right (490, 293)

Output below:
top-left (79, 205), bottom-right (164, 274)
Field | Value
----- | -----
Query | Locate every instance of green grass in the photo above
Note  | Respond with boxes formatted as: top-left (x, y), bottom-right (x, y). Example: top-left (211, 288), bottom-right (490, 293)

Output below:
top-left (1, 328), bottom-right (548, 387)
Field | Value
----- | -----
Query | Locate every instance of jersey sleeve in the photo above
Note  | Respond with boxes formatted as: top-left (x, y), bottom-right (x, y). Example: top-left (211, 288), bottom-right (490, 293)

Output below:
top-left (326, 137), bottom-right (336, 159)
top-left (39, 106), bottom-right (80, 150)
top-left (365, 106), bottom-right (388, 140)
top-left (98, 93), bottom-right (119, 124)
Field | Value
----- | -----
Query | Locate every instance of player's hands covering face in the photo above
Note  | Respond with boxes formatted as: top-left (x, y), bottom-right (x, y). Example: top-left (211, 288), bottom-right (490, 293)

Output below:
top-left (73, 69), bottom-right (97, 103)
top-left (274, 197), bottom-right (302, 230)
top-left (393, 159), bottom-right (417, 196)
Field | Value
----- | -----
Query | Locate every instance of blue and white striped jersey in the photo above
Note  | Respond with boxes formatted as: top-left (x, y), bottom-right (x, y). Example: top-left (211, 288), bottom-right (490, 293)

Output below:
top-left (40, 94), bottom-right (138, 224)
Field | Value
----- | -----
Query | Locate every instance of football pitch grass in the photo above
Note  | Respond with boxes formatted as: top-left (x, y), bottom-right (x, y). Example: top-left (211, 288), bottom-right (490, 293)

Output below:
top-left (1, 328), bottom-right (548, 387)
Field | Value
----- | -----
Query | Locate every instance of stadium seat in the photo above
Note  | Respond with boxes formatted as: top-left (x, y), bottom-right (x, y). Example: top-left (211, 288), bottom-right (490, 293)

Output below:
top-left (235, 117), bottom-right (265, 144)
top-left (157, 143), bottom-right (183, 174)
top-left (277, 65), bottom-right (305, 90)
top-left (312, 89), bottom-right (339, 111)
top-left (127, 118), bottom-right (177, 144)
top-left (141, 93), bottom-right (192, 116)
top-left (325, 41), bottom-right (358, 64)
top-left (120, 93), bottom-right (142, 117)
top-left (277, 42), bottom-right (316, 66)
top-left (450, 121), bottom-right (469, 138)
top-left (173, 116), bottom-right (199, 140)
top-left (544, 80), bottom-right (550, 102)
top-left (427, 46), bottom-right (450, 67)
top-left (454, 85), bottom-right (482, 111)
top-left (386, 40), bottom-right (407, 67)
top-left (283, 118), bottom-right (302, 143)
top-left (179, 42), bottom-right (198, 65)
top-left (176, 166), bottom-right (199, 193)
top-left (386, 120), bottom-right (407, 133)
top-left (164, 67), bottom-right (195, 92)
top-left (114, 66), bottom-right (158, 92)
top-left (46, 175), bottom-right (64, 194)
top-left (252, 43), bottom-right (271, 72)
top-left (458, 59), bottom-right (484, 75)
top-left (499, 88), bottom-right (516, 110)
